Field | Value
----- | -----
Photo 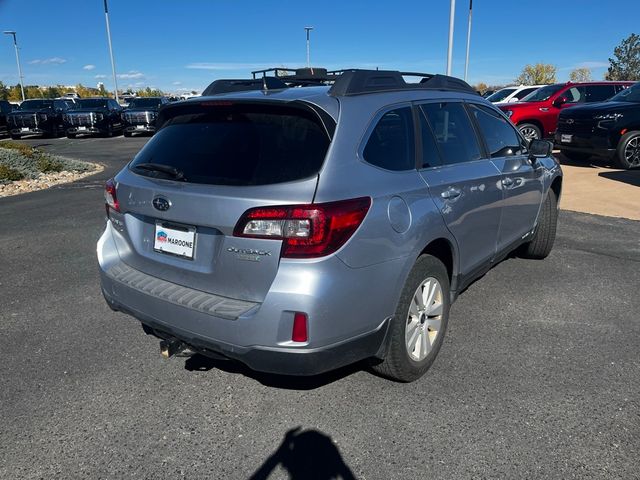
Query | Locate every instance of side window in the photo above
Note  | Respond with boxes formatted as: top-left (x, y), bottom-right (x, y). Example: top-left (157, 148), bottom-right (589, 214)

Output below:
top-left (53, 100), bottom-right (66, 110)
top-left (514, 87), bottom-right (538, 100)
top-left (109, 100), bottom-right (119, 110)
top-left (421, 102), bottom-right (482, 165)
top-left (418, 109), bottom-right (443, 168)
top-left (362, 107), bottom-right (415, 171)
top-left (585, 85), bottom-right (616, 102)
top-left (0, 102), bottom-right (9, 113)
top-left (562, 86), bottom-right (585, 104)
top-left (469, 104), bottom-right (525, 158)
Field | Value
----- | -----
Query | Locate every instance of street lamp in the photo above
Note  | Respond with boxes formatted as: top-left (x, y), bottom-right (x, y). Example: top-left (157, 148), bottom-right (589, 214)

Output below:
top-left (103, 0), bottom-right (119, 102)
top-left (446, 0), bottom-right (455, 76)
top-left (304, 26), bottom-right (313, 69)
top-left (464, 0), bottom-right (473, 81)
top-left (3, 31), bottom-right (25, 101)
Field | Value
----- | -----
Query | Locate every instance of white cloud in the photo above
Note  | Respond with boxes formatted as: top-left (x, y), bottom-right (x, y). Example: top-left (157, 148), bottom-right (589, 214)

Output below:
top-left (95, 74), bottom-right (107, 79)
top-left (117, 70), bottom-right (145, 79)
top-left (172, 81), bottom-right (182, 85)
top-left (83, 64), bottom-right (96, 71)
top-left (29, 57), bottom-right (67, 65)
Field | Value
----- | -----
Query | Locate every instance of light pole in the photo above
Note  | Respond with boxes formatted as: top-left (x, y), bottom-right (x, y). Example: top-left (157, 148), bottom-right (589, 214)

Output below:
top-left (304, 26), bottom-right (313, 69)
top-left (446, 0), bottom-right (455, 76)
top-left (464, 0), bottom-right (473, 81)
top-left (103, 0), bottom-right (119, 102)
top-left (3, 31), bottom-right (25, 101)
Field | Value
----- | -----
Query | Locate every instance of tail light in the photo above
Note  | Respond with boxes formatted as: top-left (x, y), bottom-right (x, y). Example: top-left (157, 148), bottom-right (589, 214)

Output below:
top-left (233, 197), bottom-right (371, 258)
top-left (104, 178), bottom-right (119, 216)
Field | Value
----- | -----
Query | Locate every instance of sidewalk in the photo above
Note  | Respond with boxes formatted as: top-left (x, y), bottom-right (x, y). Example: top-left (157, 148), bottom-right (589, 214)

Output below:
top-left (556, 153), bottom-right (640, 221)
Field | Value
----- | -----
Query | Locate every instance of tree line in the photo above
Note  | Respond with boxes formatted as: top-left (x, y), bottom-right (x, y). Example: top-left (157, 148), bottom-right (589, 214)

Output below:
top-left (0, 82), bottom-right (167, 102)
top-left (474, 33), bottom-right (640, 94)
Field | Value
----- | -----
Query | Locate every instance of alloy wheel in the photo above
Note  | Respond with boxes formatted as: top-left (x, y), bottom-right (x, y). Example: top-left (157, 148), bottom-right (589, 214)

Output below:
top-left (520, 126), bottom-right (540, 141)
top-left (405, 277), bottom-right (443, 362)
top-left (624, 136), bottom-right (640, 167)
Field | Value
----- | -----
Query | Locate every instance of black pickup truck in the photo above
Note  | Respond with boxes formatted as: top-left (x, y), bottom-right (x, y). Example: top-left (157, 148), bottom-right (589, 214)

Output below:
top-left (63, 97), bottom-right (123, 138)
top-left (0, 100), bottom-right (14, 136)
top-left (122, 96), bottom-right (169, 137)
top-left (556, 81), bottom-right (640, 169)
top-left (6, 99), bottom-right (73, 139)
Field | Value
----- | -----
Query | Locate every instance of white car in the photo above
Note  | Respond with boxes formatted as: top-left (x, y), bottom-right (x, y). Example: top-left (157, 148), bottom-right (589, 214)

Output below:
top-left (486, 85), bottom-right (545, 104)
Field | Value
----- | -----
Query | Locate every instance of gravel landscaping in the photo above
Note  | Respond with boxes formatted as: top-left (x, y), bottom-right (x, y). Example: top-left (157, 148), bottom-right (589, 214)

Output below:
top-left (0, 140), bottom-right (102, 197)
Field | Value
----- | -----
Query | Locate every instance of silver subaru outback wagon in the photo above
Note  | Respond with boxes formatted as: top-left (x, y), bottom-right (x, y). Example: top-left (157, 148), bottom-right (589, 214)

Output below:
top-left (98, 70), bottom-right (562, 382)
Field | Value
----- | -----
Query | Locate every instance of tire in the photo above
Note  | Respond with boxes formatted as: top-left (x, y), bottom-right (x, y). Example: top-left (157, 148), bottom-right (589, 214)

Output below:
top-left (520, 190), bottom-right (558, 259)
top-left (66, 133), bottom-right (76, 139)
top-left (10, 134), bottom-right (21, 140)
top-left (561, 150), bottom-right (591, 162)
top-left (123, 131), bottom-right (132, 138)
top-left (518, 123), bottom-right (542, 142)
top-left (615, 131), bottom-right (640, 169)
top-left (372, 255), bottom-right (451, 382)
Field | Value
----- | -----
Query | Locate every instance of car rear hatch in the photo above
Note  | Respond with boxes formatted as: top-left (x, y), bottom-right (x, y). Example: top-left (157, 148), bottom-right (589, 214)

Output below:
top-left (107, 99), bottom-right (335, 304)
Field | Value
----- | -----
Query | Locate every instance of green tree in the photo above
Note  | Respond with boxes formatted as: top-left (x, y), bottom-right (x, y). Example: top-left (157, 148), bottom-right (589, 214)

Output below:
top-left (515, 63), bottom-right (557, 85)
top-left (569, 68), bottom-right (592, 82)
top-left (136, 87), bottom-right (165, 97)
top-left (606, 33), bottom-right (640, 80)
top-left (0, 81), bottom-right (9, 100)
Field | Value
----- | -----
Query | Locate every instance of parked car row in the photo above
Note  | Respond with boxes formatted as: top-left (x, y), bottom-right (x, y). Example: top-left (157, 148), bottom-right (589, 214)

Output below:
top-left (4, 96), bottom-right (169, 139)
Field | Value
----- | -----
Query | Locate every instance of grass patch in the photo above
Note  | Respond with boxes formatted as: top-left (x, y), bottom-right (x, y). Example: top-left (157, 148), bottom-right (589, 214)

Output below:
top-left (0, 143), bottom-right (96, 184)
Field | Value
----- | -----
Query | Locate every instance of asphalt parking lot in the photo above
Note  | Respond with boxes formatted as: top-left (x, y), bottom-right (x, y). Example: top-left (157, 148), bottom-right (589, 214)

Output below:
top-left (1, 137), bottom-right (639, 479)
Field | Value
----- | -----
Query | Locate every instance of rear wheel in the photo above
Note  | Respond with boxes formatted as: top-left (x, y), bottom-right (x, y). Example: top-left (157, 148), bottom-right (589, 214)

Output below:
top-left (372, 255), bottom-right (450, 382)
top-left (123, 131), bottom-right (132, 138)
top-left (518, 123), bottom-right (541, 142)
top-left (10, 134), bottom-right (21, 140)
top-left (520, 190), bottom-right (558, 259)
top-left (615, 131), bottom-right (640, 169)
top-left (561, 150), bottom-right (591, 162)
top-left (66, 133), bottom-right (76, 139)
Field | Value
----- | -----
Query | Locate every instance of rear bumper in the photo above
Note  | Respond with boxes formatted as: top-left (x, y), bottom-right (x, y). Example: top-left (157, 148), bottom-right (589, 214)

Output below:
top-left (97, 222), bottom-right (402, 376)
top-left (102, 284), bottom-right (389, 375)
top-left (66, 126), bottom-right (107, 135)
top-left (10, 127), bottom-right (48, 136)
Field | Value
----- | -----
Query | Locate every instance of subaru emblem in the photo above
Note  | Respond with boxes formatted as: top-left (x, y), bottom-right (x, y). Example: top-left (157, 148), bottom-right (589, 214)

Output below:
top-left (152, 196), bottom-right (171, 212)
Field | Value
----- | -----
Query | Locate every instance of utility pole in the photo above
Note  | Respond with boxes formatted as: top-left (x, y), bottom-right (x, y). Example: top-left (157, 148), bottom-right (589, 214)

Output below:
top-left (464, 0), bottom-right (473, 81)
top-left (305, 26), bottom-right (314, 69)
top-left (3, 31), bottom-right (25, 101)
top-left (446, 0), bottom-right (456, 76)
top-left (103, 0), bottom-right (119, 102)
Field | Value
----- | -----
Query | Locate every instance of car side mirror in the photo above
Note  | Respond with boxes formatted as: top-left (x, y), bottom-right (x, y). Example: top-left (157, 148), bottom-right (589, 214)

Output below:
top-left (553, 96), bottom-right (568, 108)
top-left (529, 139), bottom-right (552, 159)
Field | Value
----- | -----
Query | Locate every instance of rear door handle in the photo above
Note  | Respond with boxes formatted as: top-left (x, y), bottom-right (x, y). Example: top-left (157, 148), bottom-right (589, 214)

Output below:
top-left (502, 178), bottom-right (514, 187)
top-left (441, 187), bottom-right (461, 199)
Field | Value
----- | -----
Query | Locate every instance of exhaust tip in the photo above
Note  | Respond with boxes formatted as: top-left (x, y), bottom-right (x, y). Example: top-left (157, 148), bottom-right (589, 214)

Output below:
top-left (160, 339), bottom-right (185, 359)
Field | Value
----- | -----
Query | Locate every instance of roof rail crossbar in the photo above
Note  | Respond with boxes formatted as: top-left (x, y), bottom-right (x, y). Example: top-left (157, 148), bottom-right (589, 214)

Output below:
top-left (327, 69), bottom-right (476, 96)
top-left (202, 77), bottom-right (287, 96)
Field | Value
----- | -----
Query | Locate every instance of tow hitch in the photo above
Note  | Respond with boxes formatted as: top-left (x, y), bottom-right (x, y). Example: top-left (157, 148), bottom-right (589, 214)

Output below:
top-left (160, 339), bottom-right (187, 359)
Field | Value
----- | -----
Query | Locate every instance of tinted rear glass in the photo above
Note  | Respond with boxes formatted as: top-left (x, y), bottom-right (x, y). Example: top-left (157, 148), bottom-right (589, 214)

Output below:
top-left (129, 104), bottom-right (331, 186)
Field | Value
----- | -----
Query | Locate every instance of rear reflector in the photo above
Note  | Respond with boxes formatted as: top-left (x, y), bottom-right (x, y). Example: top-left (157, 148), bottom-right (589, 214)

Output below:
top-left (292, 312), bottom-right (308, 342)
top-left (233, 197), bottom-right (371, 258)
top-left (104, 178), bottom-right (119, 215)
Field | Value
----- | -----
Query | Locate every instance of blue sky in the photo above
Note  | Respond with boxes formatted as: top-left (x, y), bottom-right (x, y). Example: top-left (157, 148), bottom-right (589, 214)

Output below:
top-left (0, 0), bottom-right (638, 94)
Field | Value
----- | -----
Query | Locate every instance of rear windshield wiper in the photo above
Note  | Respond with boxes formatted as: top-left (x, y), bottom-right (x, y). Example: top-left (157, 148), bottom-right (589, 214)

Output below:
top-left (132, 162), bottom-right (185, 181)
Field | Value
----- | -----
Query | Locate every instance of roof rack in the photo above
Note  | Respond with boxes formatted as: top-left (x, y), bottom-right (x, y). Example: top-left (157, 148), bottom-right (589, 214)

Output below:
top-left (251, 67), bottom-right (344, 87)
top-left (201, 77), bottom-right (288, 96)
top-left (327, 69), bottom-right (476, 96)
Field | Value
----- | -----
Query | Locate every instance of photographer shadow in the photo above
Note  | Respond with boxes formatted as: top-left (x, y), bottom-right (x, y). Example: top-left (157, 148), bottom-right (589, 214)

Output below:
top-left (249, 427), bottom-right (356, 480)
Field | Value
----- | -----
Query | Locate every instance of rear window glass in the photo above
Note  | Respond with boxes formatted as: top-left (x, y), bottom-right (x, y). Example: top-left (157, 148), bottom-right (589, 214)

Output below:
top-left (129, 105), bottom-right (331, 186)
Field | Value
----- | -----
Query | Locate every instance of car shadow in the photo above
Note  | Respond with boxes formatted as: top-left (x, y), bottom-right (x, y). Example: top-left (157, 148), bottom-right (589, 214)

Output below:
top-left (248, 427), bottom-right (357, 480)
top-left (183, 353), bottom-right (369, 390)
top-left (598, 169), bottom-right (640, 187)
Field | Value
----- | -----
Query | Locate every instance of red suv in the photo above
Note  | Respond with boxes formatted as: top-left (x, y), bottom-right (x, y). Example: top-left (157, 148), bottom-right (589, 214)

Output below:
top-left (499, 82), bottom-right (634, 141)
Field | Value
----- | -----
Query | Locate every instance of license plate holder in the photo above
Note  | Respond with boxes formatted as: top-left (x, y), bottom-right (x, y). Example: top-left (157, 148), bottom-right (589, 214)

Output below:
top-left (20, 127), bottom-right (30, 132)
top-left (561, 134), bottom-right (572, 143)
top-left (135, 124), bottom-right (145, 130)
top-left (154, 222), bottom-right (196, 259)
top-left (77, 126), bottom-right (87, 131)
